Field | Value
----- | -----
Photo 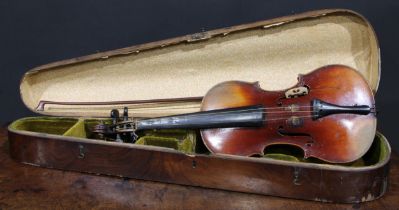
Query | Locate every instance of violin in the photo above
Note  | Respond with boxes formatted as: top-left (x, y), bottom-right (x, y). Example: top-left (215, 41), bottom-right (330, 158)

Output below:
top-left (93, 65), bottom-right (376, 163)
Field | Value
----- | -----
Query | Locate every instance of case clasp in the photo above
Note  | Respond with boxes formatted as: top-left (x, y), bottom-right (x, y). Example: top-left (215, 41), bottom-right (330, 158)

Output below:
top-left (78, 144), bottom-right (85, 159)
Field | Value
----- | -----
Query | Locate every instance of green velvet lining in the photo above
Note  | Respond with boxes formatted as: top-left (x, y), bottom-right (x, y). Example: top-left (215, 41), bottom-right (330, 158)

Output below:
top-left (136, 136), bottom-right (179, 149)
top-left (261, 137), bottom-right (384, 167)
top-left (9, 117), bottom-right (78, 135)
top-left (264, 153), bottom-right (300, 162)
top-left (136, 129), bottom-right (196, 153)
top-left (63, 118), bottom-right (86, 138)
top-left (9, 117), bottom-right (389, 167)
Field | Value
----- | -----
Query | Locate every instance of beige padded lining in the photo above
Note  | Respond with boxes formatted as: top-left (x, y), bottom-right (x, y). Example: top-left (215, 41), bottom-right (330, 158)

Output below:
top-left (20, 13), bottom-right (379, 118)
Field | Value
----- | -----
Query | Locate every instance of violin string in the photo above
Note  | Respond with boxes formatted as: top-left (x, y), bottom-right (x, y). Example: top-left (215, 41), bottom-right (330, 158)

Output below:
top-left (128, 106), bottom-right (375, 120)
top-left (115, 112), bottom-right (373, 130)
top-left (113, 106), bottom-right (375, 125)
top-left (111, 111), bottom-right (374, 132)
top-left (112, 109), bottom-right (316, 125)
top-left (119, 109), bottom-right (313, 121)
top-left (114, 115), bottom-right (318, 131)
top-left (111, 113), bottom-right (377, 135)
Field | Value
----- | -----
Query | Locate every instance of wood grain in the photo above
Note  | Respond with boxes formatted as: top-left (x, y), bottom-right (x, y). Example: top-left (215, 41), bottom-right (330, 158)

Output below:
top-left (1, 127), bottom-right (397, 209)
top-left (201, 65), bottom-right (376, 163)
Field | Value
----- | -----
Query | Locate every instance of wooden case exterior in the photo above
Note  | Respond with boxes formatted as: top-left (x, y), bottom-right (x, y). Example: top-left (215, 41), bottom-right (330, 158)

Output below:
top-left (8, 129), bottom-right (390, 203)
top-left (8, 9), bottom-right (390, 203)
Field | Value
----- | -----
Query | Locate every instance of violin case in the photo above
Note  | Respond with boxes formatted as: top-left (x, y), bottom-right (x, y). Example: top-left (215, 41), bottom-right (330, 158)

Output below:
top-left (8, 9), bottom-right (390, 203)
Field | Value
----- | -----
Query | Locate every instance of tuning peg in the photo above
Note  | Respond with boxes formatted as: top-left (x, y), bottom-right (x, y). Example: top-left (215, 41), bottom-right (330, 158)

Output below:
top-left (110, 109), bottom-right (120, 125)
top-left (131, 132), bottom-right (139, 143)
top-left (123, 107), bottom-right (129, 121)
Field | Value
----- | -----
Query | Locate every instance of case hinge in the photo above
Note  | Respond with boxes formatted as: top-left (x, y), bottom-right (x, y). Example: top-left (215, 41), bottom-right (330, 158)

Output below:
top-left (187, 32), bottom-right (211, 42)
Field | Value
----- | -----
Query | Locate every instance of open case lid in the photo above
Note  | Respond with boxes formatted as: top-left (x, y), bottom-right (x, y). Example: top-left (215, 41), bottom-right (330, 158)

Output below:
top-left (20, 9), bottom-right (380, 118)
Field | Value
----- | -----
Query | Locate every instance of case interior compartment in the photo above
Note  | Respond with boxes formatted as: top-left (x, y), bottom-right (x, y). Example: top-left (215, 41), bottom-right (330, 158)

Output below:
top-left (9, 117), bottom-right (389, 168)
top-left (10, 117), bottom-right (197, 154)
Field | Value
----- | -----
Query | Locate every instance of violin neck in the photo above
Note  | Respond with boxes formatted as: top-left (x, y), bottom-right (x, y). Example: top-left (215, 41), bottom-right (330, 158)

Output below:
top-left (136, 105), bottom-right (264, 131)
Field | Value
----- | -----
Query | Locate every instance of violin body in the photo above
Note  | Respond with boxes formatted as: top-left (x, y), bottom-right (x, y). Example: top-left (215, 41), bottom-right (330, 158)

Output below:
top-left (200, 65), bottom-right (376, 163)
top-left (92, 64), bottom-right (376, 163)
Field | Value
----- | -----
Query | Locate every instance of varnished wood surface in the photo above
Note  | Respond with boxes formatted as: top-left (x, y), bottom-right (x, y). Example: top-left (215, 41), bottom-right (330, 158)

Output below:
top-left (201, 65), bottom-right (376, 163)
top-left (0, 127), bottom-right (397, 210)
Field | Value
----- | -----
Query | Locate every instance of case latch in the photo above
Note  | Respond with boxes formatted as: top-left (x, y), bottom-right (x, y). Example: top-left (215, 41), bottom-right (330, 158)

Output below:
top-left (78, 144), bottom-right (85, 159)
top-left (293, 167), bottom-right (302, 185)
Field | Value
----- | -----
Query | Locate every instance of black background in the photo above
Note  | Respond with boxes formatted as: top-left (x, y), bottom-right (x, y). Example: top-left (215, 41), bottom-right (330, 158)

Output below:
top-left (1, 1), bottom-right (398, 150)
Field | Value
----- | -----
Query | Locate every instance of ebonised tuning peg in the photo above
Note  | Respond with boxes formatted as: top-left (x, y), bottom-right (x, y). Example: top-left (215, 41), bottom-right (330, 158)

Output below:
top-left (110, 109), bottom-right (123, 142)
top-left (130, 132), bottom-right (139, 143)
top-left (122, 107), bottom-right (130, 143)
top-left (123, 107), bottom-right (129, 121)
top-left (110, 109), bottom-right (120, 125)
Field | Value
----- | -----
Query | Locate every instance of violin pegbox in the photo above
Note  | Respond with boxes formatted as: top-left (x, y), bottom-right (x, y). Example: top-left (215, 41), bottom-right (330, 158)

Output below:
top-left (92, 107), bottom-right (138, 143)
top-left (121, 107), bottom-right (139, 143)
